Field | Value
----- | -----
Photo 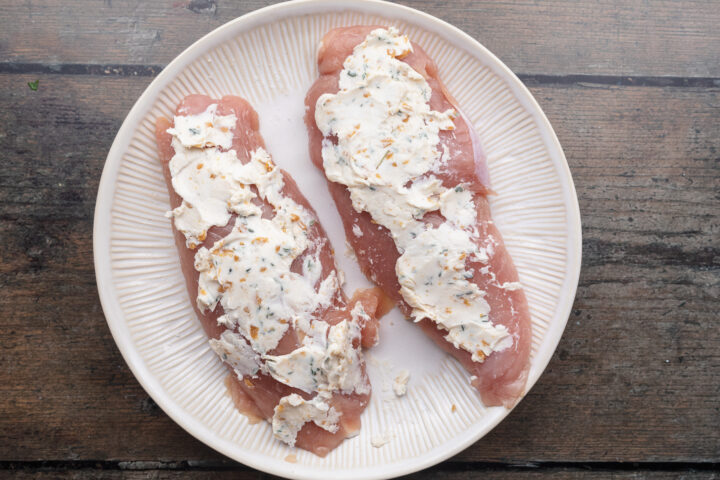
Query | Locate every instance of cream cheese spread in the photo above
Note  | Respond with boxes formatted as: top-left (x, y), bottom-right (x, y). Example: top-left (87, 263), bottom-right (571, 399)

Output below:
top-left (167, 105), bottom-right (370, 447)
top-left (167, 104), bottom-right (235, 150)
top-left (272, 394), bottom-right (340, 446)
top-left (371, 431), bottom-right (392, 448)
top-left (264, 319), bottom-right (369, 395)
top-left (393, 369), bottom-right (410, 397)
top-left (315, 28), bottom-right (512, 362)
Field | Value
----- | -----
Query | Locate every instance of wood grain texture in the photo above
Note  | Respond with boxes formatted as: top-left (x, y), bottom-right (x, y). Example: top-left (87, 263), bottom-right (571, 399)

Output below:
top-left (1, 467), bottom-right (718, 480)
top-left (1, 0), bottom-right (719, 77)
top-left (0, 73), bottom-right (717, 465)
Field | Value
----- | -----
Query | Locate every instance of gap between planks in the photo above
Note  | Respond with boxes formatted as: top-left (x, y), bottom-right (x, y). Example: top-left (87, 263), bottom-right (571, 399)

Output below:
top-left (1, 62), bottom-right (720, 88)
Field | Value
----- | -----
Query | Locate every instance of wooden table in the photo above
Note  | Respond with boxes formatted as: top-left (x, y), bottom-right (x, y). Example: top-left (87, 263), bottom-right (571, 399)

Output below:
top-left (1, 1), bottom-right (718, 478)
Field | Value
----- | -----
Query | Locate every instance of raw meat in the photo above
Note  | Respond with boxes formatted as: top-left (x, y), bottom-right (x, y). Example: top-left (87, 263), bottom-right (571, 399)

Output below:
top-left (305, 27), bottom-right (532, 408)
top-left (156, 94), bottom-right (387, 455)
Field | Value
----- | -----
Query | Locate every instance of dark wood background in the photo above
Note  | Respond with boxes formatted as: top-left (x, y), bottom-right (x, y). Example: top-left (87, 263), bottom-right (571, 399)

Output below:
top-left (1, 1), bottom-right (718, 478)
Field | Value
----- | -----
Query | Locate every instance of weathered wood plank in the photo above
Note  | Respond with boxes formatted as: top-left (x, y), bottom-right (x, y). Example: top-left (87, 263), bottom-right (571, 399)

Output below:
top-left (2, 466), bottom-right (719, 480)
top-left (0, 1), bottom-right (719, 77)
top-left (0, 74), bottom-right (717, 464)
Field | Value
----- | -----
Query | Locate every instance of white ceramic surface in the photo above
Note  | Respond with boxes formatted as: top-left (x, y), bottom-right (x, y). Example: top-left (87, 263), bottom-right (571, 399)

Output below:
top-left (93, 1), bottom-right (581, 478)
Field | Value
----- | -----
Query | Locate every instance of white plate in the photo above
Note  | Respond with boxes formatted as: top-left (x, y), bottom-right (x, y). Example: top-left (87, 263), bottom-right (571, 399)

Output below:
top-left (93, 1), bottom-right (581, 478)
